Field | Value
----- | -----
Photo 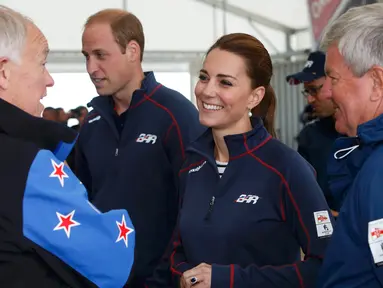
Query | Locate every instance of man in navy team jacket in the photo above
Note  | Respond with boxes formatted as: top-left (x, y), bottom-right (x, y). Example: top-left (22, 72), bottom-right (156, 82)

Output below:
top-left (76, 9), bottom-right (205, 287)
top-left (318, 3), bottom-right (383, 287)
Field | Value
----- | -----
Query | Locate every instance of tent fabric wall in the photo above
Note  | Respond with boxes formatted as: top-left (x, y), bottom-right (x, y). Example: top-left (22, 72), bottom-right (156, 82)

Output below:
top-left (272, 60), bottom-right (307, 149)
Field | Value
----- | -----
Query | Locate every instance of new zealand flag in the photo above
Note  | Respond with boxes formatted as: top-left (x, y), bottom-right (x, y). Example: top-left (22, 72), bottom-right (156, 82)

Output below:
top-left (22, 148), bottom-right (135, 288)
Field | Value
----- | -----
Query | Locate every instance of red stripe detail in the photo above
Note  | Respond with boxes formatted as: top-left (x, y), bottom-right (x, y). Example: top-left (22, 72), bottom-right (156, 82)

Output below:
top-left (144, 96), bottom-right (185, 159)
top-left (164, 122), bottom-right (176, 144)
top-left (129, 84), bottom-right (162, 109)
top-left (279, 181), bottom-right (286, 221)
top-left (175, 261), bottom-right (187, 268)
top-left (229, 135), bottom-right (272, 160)
top-left (230, 264), bottom-right (235, 288)
top-left (178, 159), bottom-right (206, 176)
top-left (294, 263), bottom-right (304, 288)
top-left (170, 239), bottom-right (183, 276)
top-left (242, 134), bottom-right (311, 256)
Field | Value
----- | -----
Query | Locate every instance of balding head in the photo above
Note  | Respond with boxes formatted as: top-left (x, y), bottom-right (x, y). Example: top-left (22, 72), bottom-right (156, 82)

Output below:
top-left (0, 5), bottom-right (30, 63)
top-left (0, 5), bottom-right (54, 117)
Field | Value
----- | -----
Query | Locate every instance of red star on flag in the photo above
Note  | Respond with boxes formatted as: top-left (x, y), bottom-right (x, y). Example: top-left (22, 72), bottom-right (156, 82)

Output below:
top-left (53, 210), bottom-right (81, 238)
top-left (116, 214), bottom-right (134, 247)
top-left (49, 159), bottom-right (68, 187)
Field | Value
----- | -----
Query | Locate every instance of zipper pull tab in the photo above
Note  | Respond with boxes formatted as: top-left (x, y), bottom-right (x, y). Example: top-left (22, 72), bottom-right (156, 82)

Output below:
top-left (204, 196), bottom-right (215, 221)
top-left (115, 148), bottom-right (119, 156)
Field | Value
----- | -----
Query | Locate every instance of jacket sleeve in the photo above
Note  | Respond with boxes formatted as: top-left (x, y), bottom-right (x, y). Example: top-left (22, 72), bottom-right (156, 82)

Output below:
top-left (145, 100), bottom-right (203, 287)
top-left (359, 166), bottom-right (383, 285)
top-left (74, 130), bottom-right (93, 199)
top-left (146, 163), bottom-right (195, 287)
top-left (211, 154), bottom-right (334, 288)
top-left (169, 228), bottom-right (194, 286)
top-left (145, 217), bottom-right (193, 288)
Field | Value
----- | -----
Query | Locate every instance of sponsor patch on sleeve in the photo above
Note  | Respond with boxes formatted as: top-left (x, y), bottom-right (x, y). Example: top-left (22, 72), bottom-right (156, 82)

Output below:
top-left (314, 210), bottom-right (333, 238)
top-left (368, 219), bottom-right (383, 266)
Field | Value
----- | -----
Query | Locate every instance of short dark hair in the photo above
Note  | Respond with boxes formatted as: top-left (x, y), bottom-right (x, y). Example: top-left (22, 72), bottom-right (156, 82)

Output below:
top-left (85, 9), bottom-right (145, 62)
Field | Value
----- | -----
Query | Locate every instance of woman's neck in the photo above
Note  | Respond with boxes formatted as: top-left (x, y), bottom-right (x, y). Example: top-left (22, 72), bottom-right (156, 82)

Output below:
top-left (213, 132), bottom-right (229, 163)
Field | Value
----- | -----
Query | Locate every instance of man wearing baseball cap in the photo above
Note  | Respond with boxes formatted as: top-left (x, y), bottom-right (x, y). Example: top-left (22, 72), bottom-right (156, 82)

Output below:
top-left (287, 51), bottom-right (340, 215)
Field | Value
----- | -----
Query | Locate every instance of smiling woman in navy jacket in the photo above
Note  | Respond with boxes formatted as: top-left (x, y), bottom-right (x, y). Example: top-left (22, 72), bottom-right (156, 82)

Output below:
top-left (169, 33), bottom-right (335, 288)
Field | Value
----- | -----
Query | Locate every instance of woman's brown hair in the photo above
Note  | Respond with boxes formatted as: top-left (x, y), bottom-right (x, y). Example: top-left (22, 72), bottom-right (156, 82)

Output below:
top-left (207, 33), bottom-right (276, 137)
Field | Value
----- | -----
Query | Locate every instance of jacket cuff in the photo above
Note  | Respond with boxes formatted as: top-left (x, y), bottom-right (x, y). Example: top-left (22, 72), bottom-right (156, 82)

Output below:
top-left (173, 262), bottom-right (192, 274)
top-left (211, 264), bottom-right (234, 288)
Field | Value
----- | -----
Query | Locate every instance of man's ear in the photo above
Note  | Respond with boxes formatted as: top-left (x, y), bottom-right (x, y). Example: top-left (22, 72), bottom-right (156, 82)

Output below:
top-left (248, 86), bottom-right (265, 110)
top-left (125, 40), bottom-right (142, 62)
top-left (0, 57), bottom-right (10, 90)
top-left (370, 65), bottom-right (383, 101)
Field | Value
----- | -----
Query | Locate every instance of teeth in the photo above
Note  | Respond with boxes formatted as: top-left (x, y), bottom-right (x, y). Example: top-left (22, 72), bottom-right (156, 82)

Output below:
top-left (203, 102), bottom-right (223, 111)
top-left (93, 79), bottom-right (103, 83)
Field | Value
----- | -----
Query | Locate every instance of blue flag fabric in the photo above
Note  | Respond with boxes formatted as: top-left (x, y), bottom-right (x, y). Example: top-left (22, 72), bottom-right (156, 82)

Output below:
top-left (53, 137), bottom-right (77, 162)
top-left (22, 149), bottom-right (135, 288)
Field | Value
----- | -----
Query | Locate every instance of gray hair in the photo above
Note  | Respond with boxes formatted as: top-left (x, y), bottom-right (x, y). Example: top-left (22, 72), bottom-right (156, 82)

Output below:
top-left (320, 3), bottom-right (383, 77)
top-left (0, 6), bottom-right (28, 64)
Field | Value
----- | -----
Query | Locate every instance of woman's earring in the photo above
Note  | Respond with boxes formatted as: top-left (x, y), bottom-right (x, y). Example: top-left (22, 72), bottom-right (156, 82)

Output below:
top-left (248, 109), bottom-right (252, 117)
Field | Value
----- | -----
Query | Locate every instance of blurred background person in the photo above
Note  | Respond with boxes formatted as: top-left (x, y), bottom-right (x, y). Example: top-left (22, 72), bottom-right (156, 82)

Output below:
top-left (286, 51), bottom-right (340, 215)
top-left (42, 106), bottom-right (58, 121)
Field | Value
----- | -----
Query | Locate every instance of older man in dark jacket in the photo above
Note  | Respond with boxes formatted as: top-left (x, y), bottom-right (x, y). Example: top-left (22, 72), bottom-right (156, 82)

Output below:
top-left (0, 6), bottom-right (135, 287)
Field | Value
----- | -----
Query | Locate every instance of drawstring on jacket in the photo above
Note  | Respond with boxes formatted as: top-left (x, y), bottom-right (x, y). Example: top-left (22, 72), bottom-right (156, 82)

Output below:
top-left (334, 145), bottom-right (359, 160)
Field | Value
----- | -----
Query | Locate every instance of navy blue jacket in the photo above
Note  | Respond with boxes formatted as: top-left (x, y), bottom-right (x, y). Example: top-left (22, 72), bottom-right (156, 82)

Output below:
top-left (75, 72), bottom-right (205, 286)
top-left (171, 118), bottom-right (334, 287)
top-left (0, 99), bottom-right (135, 287)
top-left (318, 114), bottom-right (383, 288)
top-left (297, 117), bottom-right (340, 210)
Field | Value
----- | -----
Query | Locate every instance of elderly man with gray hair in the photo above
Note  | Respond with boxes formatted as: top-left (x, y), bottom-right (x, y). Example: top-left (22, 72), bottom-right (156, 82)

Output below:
top-left (317, 3), bottom-right (383, 288)
top-left (0, 5), bottom-right (135, 287)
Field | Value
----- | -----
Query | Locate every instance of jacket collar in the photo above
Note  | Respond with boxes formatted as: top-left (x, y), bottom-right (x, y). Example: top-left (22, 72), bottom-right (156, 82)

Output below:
top-left (187, 117), bottom-right (271, 164)
top-left (88, 71), bottom-right (160, 112)
top-left (0, 98), bottom-right (77, 162)
top-left (327, 113), bottom-right (383, 210)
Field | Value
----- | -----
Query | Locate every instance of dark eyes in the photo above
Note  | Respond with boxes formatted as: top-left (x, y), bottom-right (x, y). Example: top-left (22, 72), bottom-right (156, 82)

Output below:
top-left (198, 74), bottom-right (232, 86)
top-left (95, 52), bottom-right (105, 59)
top-left (198, 74), bottom-right (208, 81)
top-left (221, 80), bottom-right (232, 86)
top-left (82, 52), bottom-right (105, 60)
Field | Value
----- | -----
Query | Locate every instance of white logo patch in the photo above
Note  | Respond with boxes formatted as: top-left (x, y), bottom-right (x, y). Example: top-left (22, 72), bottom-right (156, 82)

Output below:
top-left (235, 194), bottom-right (260, 204)
top-left (304, 60), bottom-right (314, 68)
top-left (314, 211), bottom-right (333, 238)
top-left (136, 133), bottom-right (157, 144)
top-left (368, 219), bottom-right (383, 266)
top-left (189, 161), bottom-right (206, 174)
top-left (88, 115), bottom-right (101, 123)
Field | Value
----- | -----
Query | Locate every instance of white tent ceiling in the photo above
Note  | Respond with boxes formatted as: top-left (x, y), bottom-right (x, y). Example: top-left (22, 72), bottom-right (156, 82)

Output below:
top-left (3, 0), bottom-right (314, 112)
top-left (4, 0), bottom-right (312, 56)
